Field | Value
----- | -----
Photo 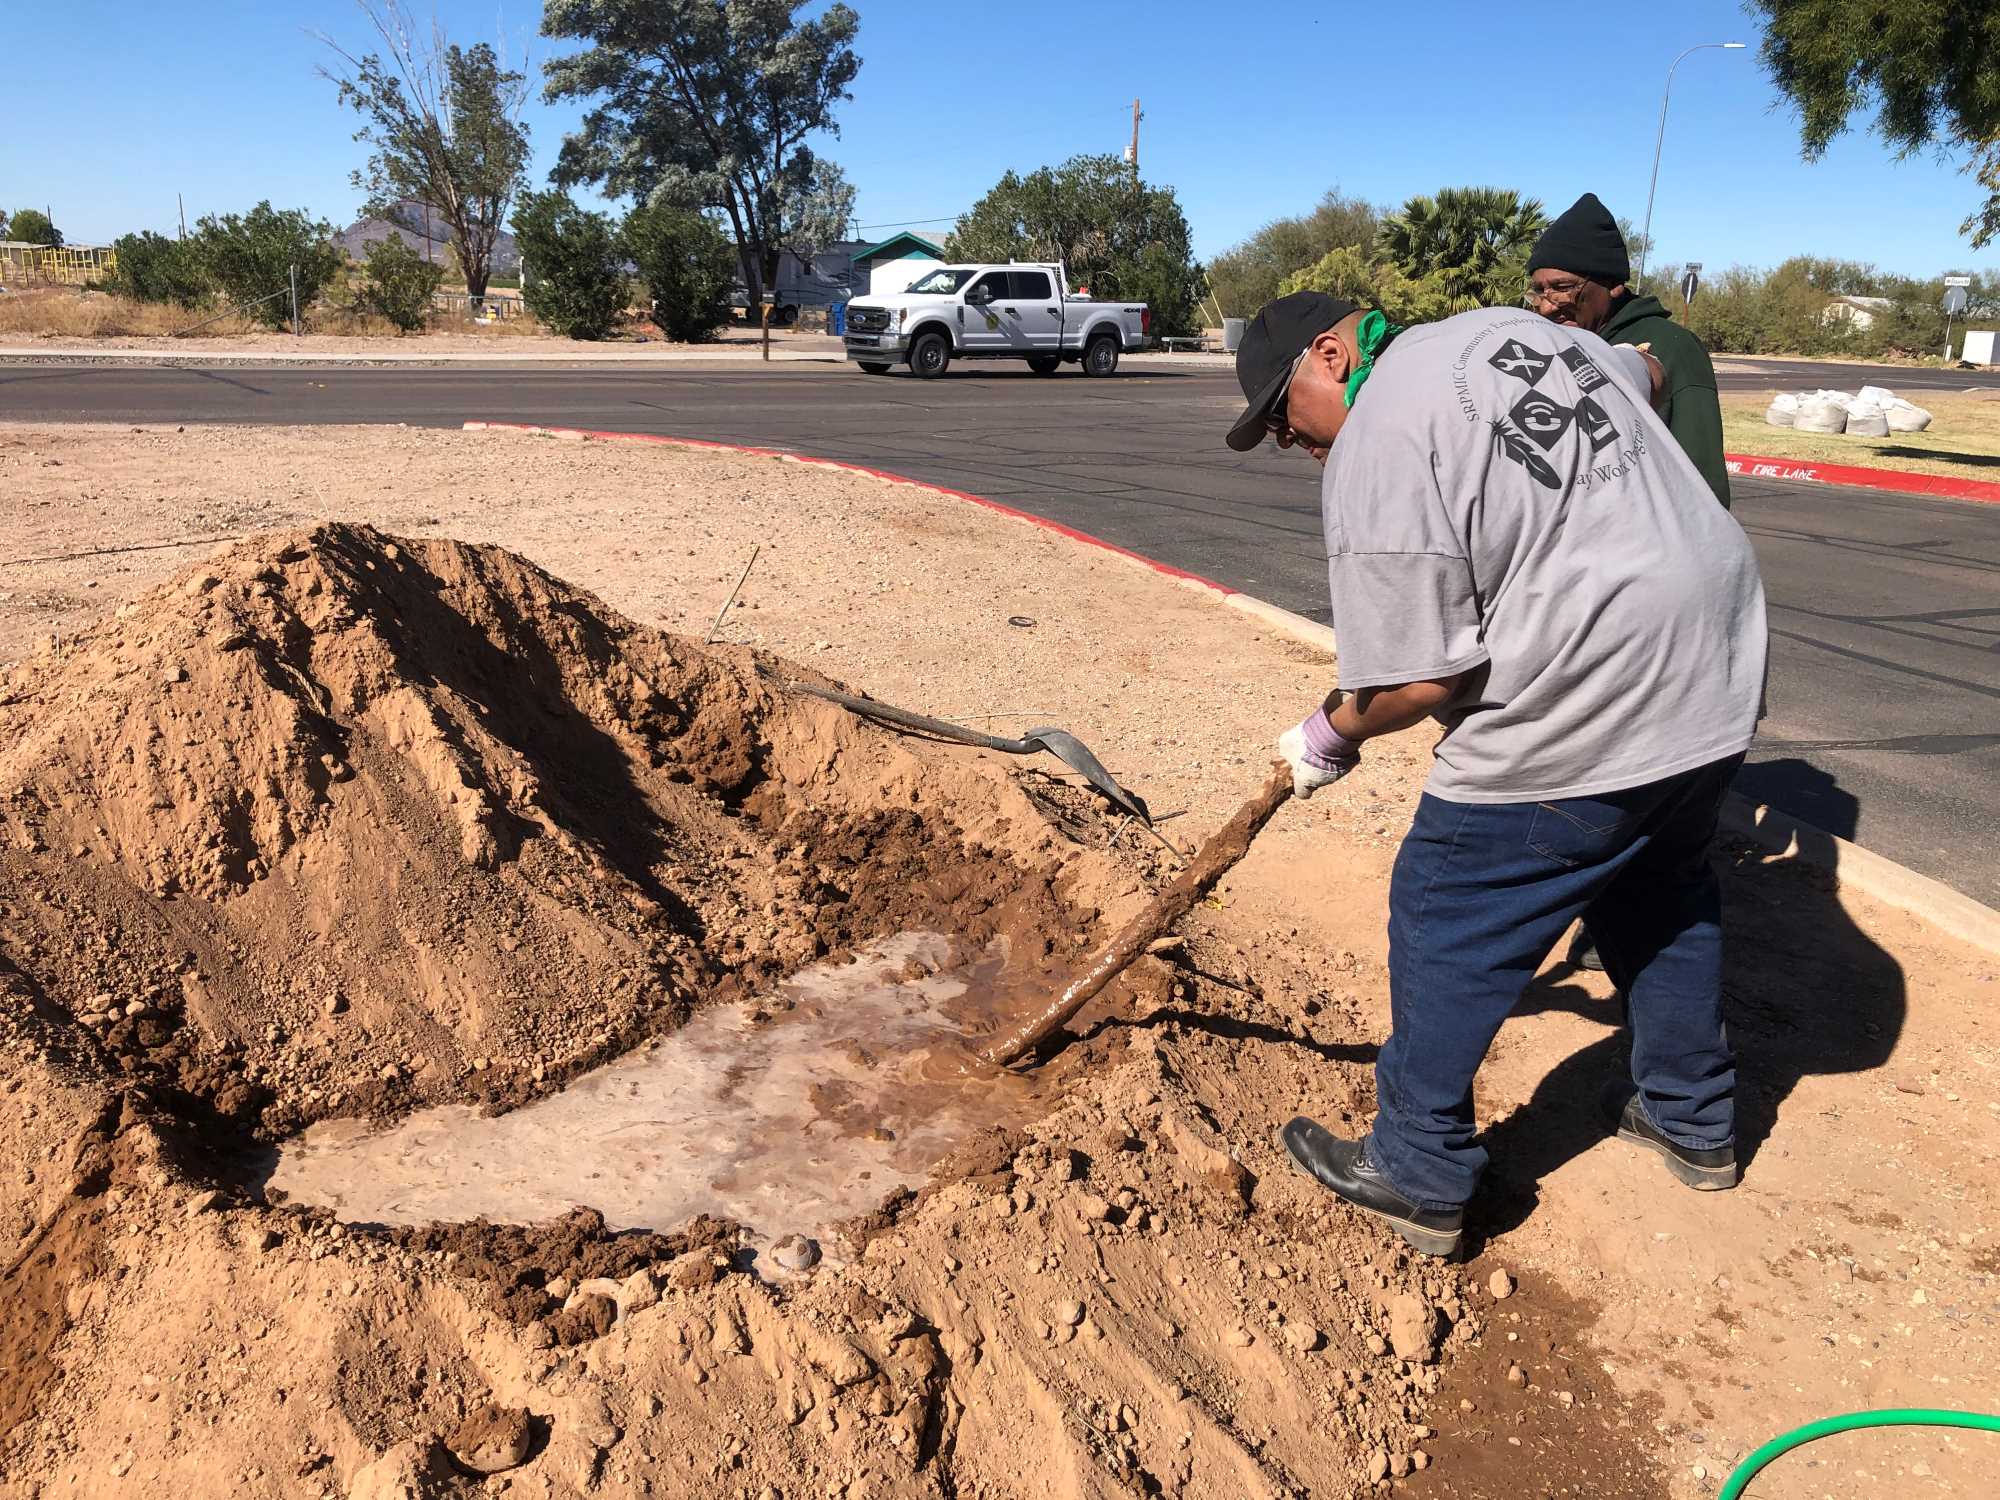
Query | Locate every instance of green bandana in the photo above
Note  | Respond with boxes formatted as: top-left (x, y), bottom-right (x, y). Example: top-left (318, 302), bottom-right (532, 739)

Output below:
top-left (1343, 309), bottom-right (1403, 407)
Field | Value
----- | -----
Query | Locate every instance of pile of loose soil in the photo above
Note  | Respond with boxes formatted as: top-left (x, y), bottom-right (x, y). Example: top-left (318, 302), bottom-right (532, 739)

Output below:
top-left (0, 523), bottom-right (1118, 1144)
top-left (0, 523), bottom-right (1496, 1497)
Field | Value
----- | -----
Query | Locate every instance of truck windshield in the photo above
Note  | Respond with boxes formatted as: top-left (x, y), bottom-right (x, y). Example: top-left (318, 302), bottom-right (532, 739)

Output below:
top-left (905, 268), bottom-right (977, 294)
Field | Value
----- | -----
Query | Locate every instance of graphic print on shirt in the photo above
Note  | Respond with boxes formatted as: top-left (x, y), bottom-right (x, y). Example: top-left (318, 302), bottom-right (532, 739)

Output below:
top-left (1451, 318), bottom-right (1636, 491)
top-left (1487, 339), bottom-right (1552, 387)
top-left (1556, 345), bottom-right (1609, 393)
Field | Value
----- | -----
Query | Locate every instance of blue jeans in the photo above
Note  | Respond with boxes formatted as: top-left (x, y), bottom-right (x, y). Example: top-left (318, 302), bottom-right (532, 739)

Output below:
top-left (1368, 754), bottom-right (1743, 1210)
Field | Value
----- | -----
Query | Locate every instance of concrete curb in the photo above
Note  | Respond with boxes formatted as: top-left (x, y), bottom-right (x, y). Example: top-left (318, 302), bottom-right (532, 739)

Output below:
top-left (1716, 798), bottom-right (2000, 954)
top-left (462, 419), bottom-right (2000, 958)
top-left (1725, 452), bottom-right (2000, 506)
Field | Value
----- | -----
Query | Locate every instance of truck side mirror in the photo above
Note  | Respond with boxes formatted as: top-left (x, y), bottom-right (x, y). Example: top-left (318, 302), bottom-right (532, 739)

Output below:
top-left (965, 284), bottom-right (992, 306)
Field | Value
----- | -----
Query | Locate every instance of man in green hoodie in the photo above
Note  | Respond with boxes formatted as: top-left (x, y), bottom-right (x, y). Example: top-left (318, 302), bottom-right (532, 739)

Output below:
top-left (1527, 193), bottom-right (1730, 509)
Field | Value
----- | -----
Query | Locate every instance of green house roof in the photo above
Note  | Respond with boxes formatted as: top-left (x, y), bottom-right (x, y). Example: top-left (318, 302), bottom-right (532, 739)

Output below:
top-left (852, 231), bottom-right (944, 263)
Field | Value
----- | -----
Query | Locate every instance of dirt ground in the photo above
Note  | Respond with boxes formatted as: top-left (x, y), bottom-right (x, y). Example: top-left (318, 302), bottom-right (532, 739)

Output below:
top-left (1, 423), bottom-right (1996, 1500)
top-left (1721, 390), bottom-right (2000, 483)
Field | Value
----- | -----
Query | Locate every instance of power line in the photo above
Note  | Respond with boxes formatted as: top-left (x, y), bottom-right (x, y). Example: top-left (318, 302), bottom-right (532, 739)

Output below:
top-left (853, 214), bottom-right (962, 230)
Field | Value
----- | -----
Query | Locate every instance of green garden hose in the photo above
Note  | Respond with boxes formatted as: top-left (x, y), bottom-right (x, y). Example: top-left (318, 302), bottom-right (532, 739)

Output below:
top-left (1718, 1409), bottom-right (2000, 1498)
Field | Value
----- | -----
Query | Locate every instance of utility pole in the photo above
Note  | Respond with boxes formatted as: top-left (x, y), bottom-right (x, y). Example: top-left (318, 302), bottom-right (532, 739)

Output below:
top-left (177, 193), bottom-right (187, 241)
top-left (1128, 98), bottom-right (1142, 186)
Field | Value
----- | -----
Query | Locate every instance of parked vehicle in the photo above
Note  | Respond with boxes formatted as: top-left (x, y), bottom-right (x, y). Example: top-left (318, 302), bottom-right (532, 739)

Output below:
top-left (729, 243), bottom-right (861, 325)
top-left (842, 262), bottom-right (1150, 378)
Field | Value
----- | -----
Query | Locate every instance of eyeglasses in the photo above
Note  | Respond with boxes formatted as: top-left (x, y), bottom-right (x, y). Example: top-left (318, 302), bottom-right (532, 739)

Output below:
top-left (1526, 277), bottom-right (1593, 307)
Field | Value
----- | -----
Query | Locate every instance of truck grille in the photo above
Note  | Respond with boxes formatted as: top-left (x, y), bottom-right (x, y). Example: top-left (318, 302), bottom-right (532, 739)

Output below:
top-left (848, 306), bottom-right (890, 333)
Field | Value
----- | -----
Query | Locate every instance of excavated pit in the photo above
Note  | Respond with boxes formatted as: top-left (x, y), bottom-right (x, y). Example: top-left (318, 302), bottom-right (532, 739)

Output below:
top-left (262, 931), bottom-right (1052, 1269)
top-left (0, 523), bottom-right (1133, 1228)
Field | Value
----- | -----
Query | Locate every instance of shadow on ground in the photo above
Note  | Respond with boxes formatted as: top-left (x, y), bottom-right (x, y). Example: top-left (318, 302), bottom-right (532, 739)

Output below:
top-left (1471, 758), bottom-right (1906, 1248)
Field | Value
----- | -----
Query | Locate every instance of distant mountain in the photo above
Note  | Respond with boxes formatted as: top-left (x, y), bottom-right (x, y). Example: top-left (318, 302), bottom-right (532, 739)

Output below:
top-left (334, 200), bottom-right (521, 276)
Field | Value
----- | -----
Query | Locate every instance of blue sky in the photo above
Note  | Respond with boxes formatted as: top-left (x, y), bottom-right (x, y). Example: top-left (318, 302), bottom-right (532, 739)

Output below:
top-left (6, 0), bottom-right (1991, 282)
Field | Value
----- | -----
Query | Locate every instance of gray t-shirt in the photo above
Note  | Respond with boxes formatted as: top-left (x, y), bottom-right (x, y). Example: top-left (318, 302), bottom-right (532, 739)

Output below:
top-left (1321, 307), bottom-right (1767, 803)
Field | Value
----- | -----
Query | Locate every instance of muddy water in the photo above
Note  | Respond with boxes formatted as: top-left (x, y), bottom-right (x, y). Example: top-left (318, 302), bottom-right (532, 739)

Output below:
top-left (266, 933), bottom-right (1042, 1262)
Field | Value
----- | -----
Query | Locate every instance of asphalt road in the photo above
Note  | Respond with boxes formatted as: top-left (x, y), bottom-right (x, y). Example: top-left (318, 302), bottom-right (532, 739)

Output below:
top-left (1712, 357), bottom-right (2000, 394)
top-left (5, 360), bottom-right (1996, 907)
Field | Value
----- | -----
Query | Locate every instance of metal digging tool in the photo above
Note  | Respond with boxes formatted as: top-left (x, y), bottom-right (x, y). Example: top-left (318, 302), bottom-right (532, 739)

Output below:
top-left (983, 763), bottom-right (1294, 1067)
top-left (788, 683), bottom-right (1151, 824)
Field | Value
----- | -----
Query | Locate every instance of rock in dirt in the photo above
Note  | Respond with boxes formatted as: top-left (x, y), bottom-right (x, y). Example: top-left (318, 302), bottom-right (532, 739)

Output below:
top-left (347, 1437), bottom-right (456, 1500)
top-left (669, 1254), bottom-right (725, 1293)
top-left (1387, 1292), bottom-right (1441, 1364)
top-left (770, 1234), bottom-right (820, 1273)
top-left (616, 1267), bottom-right (660, 1315)
top-left (1283, 1321), bottom-right (1323, 1352)
top-left (1488, 1268), bottom-right (1515, 1301)
top-left (1051, 1297), bottom-right (1085, 1327)
top-left (549, 1293), bottom-right (617, 1346)
top-left (444, 1404), bottom-right (533, 1476)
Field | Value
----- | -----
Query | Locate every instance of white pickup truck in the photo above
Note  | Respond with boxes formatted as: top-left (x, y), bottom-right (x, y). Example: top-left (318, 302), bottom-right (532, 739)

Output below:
top-left (843, 262), bottom-right (1150, 378)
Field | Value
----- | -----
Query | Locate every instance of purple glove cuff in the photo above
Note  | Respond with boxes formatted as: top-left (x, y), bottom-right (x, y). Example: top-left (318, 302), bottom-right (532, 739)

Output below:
top-left (1298, 707), bottom-right (1361, 771)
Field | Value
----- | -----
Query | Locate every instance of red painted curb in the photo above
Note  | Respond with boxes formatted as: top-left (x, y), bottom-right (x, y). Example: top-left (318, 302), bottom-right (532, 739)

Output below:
top-left (1725, 452), bottom-right (2000, 505)
top-left (462, 421), bottom-right (1238, 593)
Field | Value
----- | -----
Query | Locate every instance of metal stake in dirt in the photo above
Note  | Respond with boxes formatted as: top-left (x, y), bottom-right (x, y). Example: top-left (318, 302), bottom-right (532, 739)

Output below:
top-left (289, 263), bottom-right (300, 338)
top-left (762, 300), bottom-right (772, 361)
top-left (706, 545), bottom-right (760, 643)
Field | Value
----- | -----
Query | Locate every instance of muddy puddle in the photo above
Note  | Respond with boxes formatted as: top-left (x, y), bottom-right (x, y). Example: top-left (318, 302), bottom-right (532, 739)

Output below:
top-left (263, 933), bottom-right (1044, 1264)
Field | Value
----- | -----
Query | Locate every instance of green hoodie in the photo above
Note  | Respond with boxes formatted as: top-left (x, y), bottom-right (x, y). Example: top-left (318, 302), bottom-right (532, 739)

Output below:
top-left (1599, 293), bottom-right (1731, 509)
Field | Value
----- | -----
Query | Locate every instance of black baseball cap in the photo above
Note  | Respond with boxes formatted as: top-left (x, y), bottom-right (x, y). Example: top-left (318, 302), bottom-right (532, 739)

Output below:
top-left (1225, 291), bottom-right (1362, 452)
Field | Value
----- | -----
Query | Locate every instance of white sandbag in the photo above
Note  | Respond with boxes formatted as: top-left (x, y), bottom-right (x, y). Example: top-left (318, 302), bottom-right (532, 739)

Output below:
top-left (1885, 400), bottom-right (1932, 433)
top-left (1845, 409), bottom-right (1890, 438)
top-left (1855, 384), bottom-right (1898, 407)
top-left (1793, 396), bottom-right (1849, 433)
top-left (1765, 392), bottom-right (1800, 427)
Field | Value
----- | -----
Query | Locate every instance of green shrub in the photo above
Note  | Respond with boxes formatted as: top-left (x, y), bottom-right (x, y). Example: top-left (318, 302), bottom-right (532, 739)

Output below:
top-left (622, 199), bottom-right (736, 343)
top-left (1278, 246), bottom-right (1455, 324)
top-left (359, 236), bottom-right (445, 332)
top-left (512, 190), bottom-right (627, 340)
top-left (189, 203), bottom-right (344, 328)
top-left (108, 231), bottom-right (210, 307)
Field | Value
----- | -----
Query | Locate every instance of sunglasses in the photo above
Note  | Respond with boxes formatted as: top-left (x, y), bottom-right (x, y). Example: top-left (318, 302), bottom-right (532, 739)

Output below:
top-left (1264, 346), bottom-right (1312, 438)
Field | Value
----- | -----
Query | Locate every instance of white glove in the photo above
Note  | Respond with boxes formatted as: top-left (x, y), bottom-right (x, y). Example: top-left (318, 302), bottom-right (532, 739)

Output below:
top-left (1278, 717), bottom-right (1359, 800)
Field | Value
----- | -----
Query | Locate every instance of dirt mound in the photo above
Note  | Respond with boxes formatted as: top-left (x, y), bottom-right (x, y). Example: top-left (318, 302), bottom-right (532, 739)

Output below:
top-left (0, 524), bottom-right (1500, 1498)
top-left (0, 524), bottom-right (1109, 1144)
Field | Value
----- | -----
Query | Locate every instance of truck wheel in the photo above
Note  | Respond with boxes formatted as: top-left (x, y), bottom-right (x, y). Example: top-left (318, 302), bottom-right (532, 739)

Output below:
top-left (857, 362), bottom-right (892, 375)
top-left (909, 331), bottom-right (952, 379)
top-left (774, 304), bottom-right (798, 327)
top-left (1027, 356), bottom-right (1061, 375)
top-left (1082, 333), bottom-right (1120, 377)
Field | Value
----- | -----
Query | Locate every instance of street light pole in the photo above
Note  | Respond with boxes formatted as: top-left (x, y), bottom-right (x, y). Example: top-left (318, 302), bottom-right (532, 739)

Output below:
top-left (1637, 40), bottom-right (1745, 290)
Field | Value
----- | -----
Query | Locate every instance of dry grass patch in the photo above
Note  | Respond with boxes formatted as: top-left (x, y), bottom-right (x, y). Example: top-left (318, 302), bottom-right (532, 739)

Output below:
top-left (0, 287), bottom-right (547, 342)
top-left (0, 288), bottom-right (258, 339)
top-left (1722, 390), bottom-right (2000, 482)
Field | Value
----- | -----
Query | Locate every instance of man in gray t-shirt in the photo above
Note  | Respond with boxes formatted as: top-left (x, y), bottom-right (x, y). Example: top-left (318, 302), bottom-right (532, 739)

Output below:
top-left (1226, 292), bottom-right (1768, 1258)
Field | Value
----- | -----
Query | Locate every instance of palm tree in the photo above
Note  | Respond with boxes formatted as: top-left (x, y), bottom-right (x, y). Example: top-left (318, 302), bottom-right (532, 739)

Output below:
top-left (1376, 187), bottom-right (1547, 311)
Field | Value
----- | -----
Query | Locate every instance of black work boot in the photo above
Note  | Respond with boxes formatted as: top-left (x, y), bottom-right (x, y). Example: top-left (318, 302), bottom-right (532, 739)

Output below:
top-left (1565, 924), bottom-right (1607, 973)
top-left (1607, 1090), bottom-right (1738, 1191)
top-left (1277, 1116), bottom-right (1462, 1258)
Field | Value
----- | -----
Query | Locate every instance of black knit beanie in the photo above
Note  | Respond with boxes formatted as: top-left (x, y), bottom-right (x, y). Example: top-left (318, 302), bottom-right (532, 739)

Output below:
top-left (1527, 193), bottom-right (1630, 284)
